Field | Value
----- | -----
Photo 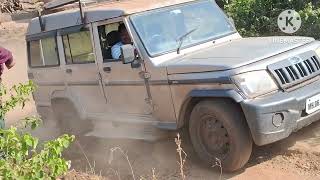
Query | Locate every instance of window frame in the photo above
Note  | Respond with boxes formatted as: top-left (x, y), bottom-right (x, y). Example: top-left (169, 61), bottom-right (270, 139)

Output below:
top-left (61, 27), bottom-right (96, 65)
top-left (27, 33), bottom-right (60, 69)
top-left (93, 17), bottom-right (127, 64)
top-left (98, 22), bottom-right (123, 63)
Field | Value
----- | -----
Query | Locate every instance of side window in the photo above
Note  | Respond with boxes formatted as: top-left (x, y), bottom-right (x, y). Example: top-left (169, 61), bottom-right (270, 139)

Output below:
top-left (98, 22), bottom-right (131, 62)
top-left (62, 30), bottom-right (95, 64)
top-left (29, 37), bottom-right (59, 67)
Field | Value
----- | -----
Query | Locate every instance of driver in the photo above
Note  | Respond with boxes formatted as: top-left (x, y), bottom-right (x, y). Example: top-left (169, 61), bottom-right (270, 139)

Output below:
top-left (111, 23), bottom-right (132, 59)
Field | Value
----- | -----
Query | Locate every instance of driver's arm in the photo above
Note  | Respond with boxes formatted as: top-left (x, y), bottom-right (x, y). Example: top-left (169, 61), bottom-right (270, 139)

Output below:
top-left (111, 42), bottom-right (122, 59)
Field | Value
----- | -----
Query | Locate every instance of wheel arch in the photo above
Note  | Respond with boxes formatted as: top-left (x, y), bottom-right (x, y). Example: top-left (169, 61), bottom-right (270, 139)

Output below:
top-left (50, 90), bottom-right (87, 120)
top-left (177, 89), bottom-right (244, 129)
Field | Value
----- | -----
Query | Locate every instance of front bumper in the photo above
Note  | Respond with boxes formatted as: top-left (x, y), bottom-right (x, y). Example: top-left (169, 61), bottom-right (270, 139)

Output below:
top-left (241, 79), bottom-right (320, 146)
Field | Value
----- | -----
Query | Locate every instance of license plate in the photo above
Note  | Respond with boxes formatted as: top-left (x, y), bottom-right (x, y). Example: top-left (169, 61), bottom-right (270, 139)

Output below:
top-left (306, 94), bottom-right (320, 114)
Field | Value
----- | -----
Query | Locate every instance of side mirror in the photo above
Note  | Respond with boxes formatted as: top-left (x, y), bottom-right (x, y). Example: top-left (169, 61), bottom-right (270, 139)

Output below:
top-left (121, 44), bottom-right (135, 64)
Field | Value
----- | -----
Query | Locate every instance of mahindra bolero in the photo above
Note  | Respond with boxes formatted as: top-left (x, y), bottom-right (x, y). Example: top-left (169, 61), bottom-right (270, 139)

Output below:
top-left (26, 0), bottom-right (320, 171)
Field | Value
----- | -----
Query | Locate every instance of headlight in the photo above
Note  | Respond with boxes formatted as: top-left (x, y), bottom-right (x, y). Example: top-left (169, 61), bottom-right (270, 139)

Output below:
top-left (232, 71), bottom-right (279, 98)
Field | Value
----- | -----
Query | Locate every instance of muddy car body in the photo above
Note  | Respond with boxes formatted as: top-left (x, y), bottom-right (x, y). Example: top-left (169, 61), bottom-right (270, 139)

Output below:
top-left (26, 0), bottom-right (320, 171)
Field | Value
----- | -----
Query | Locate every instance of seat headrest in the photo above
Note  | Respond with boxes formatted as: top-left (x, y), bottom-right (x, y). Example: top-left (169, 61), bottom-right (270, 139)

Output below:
top-left (107, 31), bottom-right (121, 47)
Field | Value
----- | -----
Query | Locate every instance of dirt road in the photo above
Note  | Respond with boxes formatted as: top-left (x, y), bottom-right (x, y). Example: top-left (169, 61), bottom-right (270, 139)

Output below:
top-left (1, 20), bottom-right (320, 180)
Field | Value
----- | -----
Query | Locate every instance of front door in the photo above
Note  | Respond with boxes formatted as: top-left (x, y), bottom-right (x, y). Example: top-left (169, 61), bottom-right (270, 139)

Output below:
top-left (92, 19), bottom-right (153, 121)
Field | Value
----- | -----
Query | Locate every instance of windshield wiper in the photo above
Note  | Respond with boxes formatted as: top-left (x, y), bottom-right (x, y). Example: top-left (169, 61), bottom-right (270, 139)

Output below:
top-left (176, 28), bottom-right (198, 54)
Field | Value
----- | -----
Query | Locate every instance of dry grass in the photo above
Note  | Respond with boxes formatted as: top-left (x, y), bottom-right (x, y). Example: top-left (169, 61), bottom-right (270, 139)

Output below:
top-left (175, 133), bottom-right (187, 180)
top-left (108, 147), bottom-right (136, 180)
top-left (151, 168), bottom-right (157, 180)
top-left (60, 169), bottom-right (107, 180)
top-left (75, 140), bottom-right (95, 175)
top-left (212, 158), bottom-right (222, 180)
top-left (67, 133), bottom-right (223, 180)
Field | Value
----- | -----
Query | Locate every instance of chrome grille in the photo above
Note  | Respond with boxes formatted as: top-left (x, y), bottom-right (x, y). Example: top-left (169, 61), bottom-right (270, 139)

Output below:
top-left (268, 53), bottom-right (320, 89)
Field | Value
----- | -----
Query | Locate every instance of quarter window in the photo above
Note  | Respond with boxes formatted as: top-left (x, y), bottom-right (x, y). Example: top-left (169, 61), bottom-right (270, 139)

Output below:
top-left (29, 37), bottom-right (59, 67)
top-left (62, 30), bottom-right (95, 64)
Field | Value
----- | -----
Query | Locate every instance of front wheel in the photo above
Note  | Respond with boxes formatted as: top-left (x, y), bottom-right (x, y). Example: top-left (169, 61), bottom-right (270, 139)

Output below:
top-left (189, 99), bottom-right (252, 172)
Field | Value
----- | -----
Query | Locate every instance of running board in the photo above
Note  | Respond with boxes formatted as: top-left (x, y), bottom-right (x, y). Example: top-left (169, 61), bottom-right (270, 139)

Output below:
top-left (84, 120), bottom-right (170, 141)
top-left (85, 113), bottom-right (175, 141)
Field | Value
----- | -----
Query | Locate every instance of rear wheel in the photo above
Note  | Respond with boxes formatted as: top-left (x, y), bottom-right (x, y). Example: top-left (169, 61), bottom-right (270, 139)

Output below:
top-left (52, 99), bottom-right (92, 135)
top-left (189, 99), bottom-right (252, 172)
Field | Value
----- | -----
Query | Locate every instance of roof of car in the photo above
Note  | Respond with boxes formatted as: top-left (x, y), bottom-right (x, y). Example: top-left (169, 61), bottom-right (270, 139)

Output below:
top-left (26, 0), bottom-right (198, 36)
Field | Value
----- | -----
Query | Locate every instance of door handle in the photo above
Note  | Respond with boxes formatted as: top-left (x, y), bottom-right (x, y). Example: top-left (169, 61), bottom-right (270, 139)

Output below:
top-left (103, 67), bottom-right (111, 73)
top-left (66, 69), bottom-right (72, 74)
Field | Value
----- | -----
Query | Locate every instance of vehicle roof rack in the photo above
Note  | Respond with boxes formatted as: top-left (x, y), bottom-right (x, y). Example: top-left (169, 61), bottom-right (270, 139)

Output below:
top-left (38, 0), bottom-right (92, 31)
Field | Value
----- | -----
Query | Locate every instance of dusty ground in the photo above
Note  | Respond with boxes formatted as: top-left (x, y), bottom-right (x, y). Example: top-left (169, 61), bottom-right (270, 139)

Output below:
top-left (1, 20), bottom-right (320, 180)
top-left (61, 170), bottom-right (107, 180)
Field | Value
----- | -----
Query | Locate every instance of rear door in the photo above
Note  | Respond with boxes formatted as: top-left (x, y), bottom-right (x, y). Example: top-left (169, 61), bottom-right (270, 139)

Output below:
top-left (59, 25), bottom-right (107, 115)
top-left (27, 32), bottom-right (65, 107)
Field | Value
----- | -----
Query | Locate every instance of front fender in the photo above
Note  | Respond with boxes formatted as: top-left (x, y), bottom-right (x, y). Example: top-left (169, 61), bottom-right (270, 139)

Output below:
top-left (188, 89), bottom-right (244, 103)
top-left (177, 89), bottom-right (244, 128)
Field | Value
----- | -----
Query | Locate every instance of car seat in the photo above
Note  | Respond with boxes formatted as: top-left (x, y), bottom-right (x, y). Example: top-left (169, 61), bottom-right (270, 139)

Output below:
top-left (105, 31), bottom-right (121, 60)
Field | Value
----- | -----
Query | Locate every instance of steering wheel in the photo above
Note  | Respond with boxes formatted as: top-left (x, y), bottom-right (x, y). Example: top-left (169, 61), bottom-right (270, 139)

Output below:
top-left (149, 34), bottom-right (164, 44)
top-left (148, 34), bottom-right (165, 52)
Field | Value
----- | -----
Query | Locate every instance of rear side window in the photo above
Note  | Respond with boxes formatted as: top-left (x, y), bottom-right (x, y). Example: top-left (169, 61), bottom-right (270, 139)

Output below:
top-left (28, 37), bottom-right (59, 67)
top-left (62, 30), bottom-right (95, 64)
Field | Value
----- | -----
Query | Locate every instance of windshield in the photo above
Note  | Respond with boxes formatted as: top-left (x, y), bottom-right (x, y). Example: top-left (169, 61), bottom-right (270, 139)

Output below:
top-left (130, 0), bottom-right (235, 57)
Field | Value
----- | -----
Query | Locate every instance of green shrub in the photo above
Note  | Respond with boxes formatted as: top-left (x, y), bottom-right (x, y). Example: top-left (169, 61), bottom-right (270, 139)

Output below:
top-left (0, 128), bottom-right (75, 179)
top-left (0, 81), bottom-right (36, 119)
top-left (0, 81), bottom-right (75, 179)
top-left (297, 3), bottom-right (320, 39)
top-left (224, 0), bottom-right (320, 39)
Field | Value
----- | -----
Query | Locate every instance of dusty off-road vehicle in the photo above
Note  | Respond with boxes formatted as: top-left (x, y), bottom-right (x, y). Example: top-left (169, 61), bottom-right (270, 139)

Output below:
top-left (26, 0), bottom-right (320, 171)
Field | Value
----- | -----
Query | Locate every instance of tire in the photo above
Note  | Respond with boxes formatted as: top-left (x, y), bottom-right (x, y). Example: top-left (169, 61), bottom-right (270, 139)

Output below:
top-left (51, 99), bottom-right (93, 136)
top-left (189, 99), bottom-right (252, 172)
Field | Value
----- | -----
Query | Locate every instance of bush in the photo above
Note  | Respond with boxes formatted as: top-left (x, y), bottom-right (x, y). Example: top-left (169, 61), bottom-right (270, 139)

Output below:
top-left (298, 3), bottom-right (320, 39)
top-left (0, 81), bottom-right (75, 179)
top-left (224, 0), bottom-right (320, 39)
top-left (0, 128), bottom-right (75, 179)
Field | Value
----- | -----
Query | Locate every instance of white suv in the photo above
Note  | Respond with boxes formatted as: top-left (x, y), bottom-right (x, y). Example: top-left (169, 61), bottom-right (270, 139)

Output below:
top-left (27, 0), bottom-right (320, 171)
